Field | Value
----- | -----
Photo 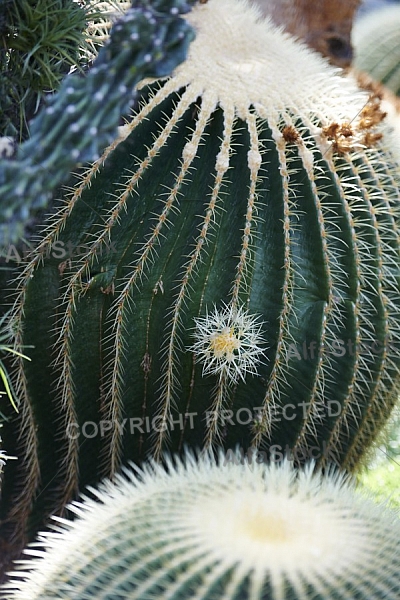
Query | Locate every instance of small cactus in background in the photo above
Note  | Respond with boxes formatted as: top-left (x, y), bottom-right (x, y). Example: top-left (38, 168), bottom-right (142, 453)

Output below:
top-left (0, 0), bottom-right (195, 245)
top-left (353, 5), bottom-right (400, 96)
top-left (2, 0), bottom-right (400, 568)
top-left (2, 452), bottom-right (400, 600)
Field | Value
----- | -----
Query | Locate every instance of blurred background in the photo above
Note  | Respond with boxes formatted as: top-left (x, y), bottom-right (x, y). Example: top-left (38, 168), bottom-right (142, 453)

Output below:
top-left (357, 0), bottom-right (400, 16)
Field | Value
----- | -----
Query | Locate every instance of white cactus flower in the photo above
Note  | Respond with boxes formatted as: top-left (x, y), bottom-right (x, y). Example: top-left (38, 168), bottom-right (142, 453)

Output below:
top-left (191, 303), bottom-right (267, 384)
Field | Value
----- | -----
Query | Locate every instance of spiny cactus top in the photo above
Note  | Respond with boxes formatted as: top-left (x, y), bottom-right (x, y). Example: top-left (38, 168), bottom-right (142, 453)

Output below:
top-left (2, 452), bottom-right (400, 600)
top-left (2, 0), bottom-right (400, 573)
top-left (353, 4), bottom-right (400, 96)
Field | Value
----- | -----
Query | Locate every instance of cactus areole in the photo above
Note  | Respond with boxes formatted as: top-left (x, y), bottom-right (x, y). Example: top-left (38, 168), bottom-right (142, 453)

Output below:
top-left (2, 0), bottom-right (400, 550)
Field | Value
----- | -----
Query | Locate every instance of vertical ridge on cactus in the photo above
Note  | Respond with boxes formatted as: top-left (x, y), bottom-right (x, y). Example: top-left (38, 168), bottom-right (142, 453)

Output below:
top-left (1, 0), bottom-right (400, 573)
top-left (1, 452), bottom-right (400, 600)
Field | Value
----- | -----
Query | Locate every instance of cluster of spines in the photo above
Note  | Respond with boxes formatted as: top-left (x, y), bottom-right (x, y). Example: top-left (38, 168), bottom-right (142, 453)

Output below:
top-left (0, 0), bottom-right (196, 245)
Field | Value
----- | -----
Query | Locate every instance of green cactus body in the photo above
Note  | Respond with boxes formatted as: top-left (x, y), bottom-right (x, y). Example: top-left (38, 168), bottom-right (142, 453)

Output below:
top-left (353, 5), bottom-right (400, 96)
top-left (2, 452), bottom-right (400, 600)
top-left (2, 0), bottom-right (400, 563)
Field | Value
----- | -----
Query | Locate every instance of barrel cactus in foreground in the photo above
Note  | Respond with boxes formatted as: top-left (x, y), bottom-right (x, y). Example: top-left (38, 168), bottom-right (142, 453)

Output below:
top-left (2, 452), bottom-right (400, 600)
top-left (353, 4), bottom-right (400, 96)
top-left (2, 0), bottom-right (400, 562)
top-left (0, 0), bottom-right (195, 245)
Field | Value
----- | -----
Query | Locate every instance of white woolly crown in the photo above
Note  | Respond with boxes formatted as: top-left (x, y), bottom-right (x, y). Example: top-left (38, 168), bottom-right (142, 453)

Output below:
top-left (171, 0), bottom-right (367, 121)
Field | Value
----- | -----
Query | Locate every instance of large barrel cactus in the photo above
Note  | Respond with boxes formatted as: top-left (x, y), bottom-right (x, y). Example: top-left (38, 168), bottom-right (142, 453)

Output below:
top-left (2, 0), bottom-right (400, 567)
top-left (2, 452), bottom-right (400, 600)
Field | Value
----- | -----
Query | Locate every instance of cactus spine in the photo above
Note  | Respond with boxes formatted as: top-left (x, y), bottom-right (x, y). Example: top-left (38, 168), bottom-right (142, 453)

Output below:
top-left (2, 452), bottom-right (400, 600)
top-left (2, 0), bottom-right (400, 570)
top-left (353, 5), bottom-right (400, 96)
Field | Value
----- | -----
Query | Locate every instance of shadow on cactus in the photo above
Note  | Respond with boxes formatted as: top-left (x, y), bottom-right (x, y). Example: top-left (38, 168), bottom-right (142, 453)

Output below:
top-left (1, 452), bottom-right (400, 600)
top-left (1, 0), bottom-right (400, 578)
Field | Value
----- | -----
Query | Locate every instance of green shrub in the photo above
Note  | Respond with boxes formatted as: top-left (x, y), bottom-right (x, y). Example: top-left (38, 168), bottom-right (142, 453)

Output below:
top-left (2, 452), bottom-right (400, 600)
